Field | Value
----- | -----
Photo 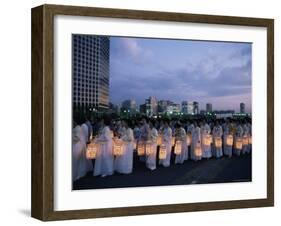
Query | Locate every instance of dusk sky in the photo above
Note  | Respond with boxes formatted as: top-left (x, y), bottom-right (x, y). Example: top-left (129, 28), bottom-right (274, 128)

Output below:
top-left (109, 36), bottom-right (252, 113)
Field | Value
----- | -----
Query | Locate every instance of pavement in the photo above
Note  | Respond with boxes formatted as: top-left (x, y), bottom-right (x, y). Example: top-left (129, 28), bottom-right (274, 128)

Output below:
top-left (73, 152), bottom-right (252, 190)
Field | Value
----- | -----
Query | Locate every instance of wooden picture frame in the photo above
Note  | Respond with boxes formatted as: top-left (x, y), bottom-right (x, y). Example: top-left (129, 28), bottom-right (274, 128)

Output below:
top-left (31, 4), bottom-right (274, 221)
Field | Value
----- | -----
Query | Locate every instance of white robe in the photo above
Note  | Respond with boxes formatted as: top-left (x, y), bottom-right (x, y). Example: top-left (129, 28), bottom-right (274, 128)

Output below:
top-left (175, 128), bottom-right (188, 164)
top-left (81, 123), bottom-right (89, 144)
top-left (234, 125), bottom-right (243, 156)
top-left (201, 124), bottom-right (212, 159)
top-left (242, 124), bottom-right (250, 154)
top-left (223, 125), bottom-right (233, 157)
top-left (114, 128), bottom-right (134, 174)
top-left (72, 125), bottom-right (92, 181)
top-left (212, 125), bottom-right (223, 158)
top-left (159, 127), bottom-right (172, 167)
top-left (191, 127), bottom-right (202, 161)
top-left (247, 123), bottom-right (252, 153)
top-left (146, 128), bottom-right (158, 170)
top-left (93, 126), bottom-right (114, 176)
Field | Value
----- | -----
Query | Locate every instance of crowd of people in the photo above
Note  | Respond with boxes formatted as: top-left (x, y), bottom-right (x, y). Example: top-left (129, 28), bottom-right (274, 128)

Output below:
top-left (72, 115), bottom-right (252, 182)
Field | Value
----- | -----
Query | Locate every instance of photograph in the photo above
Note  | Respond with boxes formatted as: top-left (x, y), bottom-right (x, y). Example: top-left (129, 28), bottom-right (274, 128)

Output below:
top-left (71, 34), bottom-right (252, 190)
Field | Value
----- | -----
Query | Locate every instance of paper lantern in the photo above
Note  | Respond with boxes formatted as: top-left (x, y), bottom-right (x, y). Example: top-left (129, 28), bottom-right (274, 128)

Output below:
top-left (113, 138), bottom-right (124, 156)
top-left (137, 142), bottom-right (145, 156)
top-left (195, 142), bottom-right (202, 157)
top-left (235, 138), bottom-right (243, 149)
top-left (157, 136), bottom-right (162, 146)
top-left (171, 136), bottom-right (176, 146)
top-left (86, 142), bottom-right (99, 159)
top-left (159, 145), bottom-right (167, 159)
top-left (174, 140), bottom-right (182, 155)
top-left (203, 134), bottom-right (212, 146)
top-left (145, 141), bottom-right (153, 156)
top-left (214, 137), bottom-right (222, 148)
top-left (186, 134), bottom-right (192, 146)
top-left (226, 135), bottom-right (233, 146)
top-left (248, 136), bottom-right (252, 145)
top-left (242, 136), bottom-right (249, 146)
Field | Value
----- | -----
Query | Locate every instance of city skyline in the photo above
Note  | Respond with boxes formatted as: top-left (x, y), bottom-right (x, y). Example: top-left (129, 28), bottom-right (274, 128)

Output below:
top-left (109, 36), bottom-right (252, 113)
top-left (117, 96), bottom-right (246, 114)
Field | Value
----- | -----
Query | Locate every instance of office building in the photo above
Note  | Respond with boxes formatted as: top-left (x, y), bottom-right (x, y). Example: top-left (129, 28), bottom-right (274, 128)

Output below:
top-left (206, 103), bottom-right (212, 113)
top-left (72, 35), bottom-right (110, 112)
top-left (240, 103), bottom-right (246, 113)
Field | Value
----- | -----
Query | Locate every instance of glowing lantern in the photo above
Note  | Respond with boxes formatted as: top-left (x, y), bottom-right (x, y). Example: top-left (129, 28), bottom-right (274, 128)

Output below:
top-left (174, 140), bottom-right (182, 155)
top-left (226, 135), bottom-right (233, 146)
top-left (203, 134), bottom-right (212, 146)
top-left (171, 136), bottom-right (176, 146)
top-left (113, 138), bottom-right (124, 156)
top-left (145, 141), bottom-right (153, 155)
top-left (186, 134), bottom-right (192, 146)
top-left (242, 136), bottom-right (249, 146)
top-left (137, 141), bottom-right (145, 156)
top-left (157, 136), bottom-right (162, 146)
top-left (159, 144), bottom-right (167, 159)
top-left (248, 136), bottom-right (252, 145)
top-left (235, 138), bottom-right (243, 149)
top-left (86, 142), bottom-right (99, 159)
top-left (214, 137), bottom-right (222, 148)
top-left (195, 142), bottom-right (202, 157)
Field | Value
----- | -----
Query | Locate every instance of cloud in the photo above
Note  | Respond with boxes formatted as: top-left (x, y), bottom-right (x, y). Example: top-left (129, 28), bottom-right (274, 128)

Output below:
top-left (112, 38), bottom-right (153, 64)
top-left (109, 38), bottom-right (252, 111)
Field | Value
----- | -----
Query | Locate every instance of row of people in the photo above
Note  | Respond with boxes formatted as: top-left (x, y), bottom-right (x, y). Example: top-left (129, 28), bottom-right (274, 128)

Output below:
top-left (72, 117), bottom-right (252, 181)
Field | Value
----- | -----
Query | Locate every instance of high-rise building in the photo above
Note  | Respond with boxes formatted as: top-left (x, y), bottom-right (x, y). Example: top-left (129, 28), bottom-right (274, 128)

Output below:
top-left (206, 103), bottom-right (212, 113)
top-left (240, 103), bottom-right (245, 113)
top-left (121, 99), bottom-right (137, 114)
top-left (167, 103), bottom-right (181, 114)
top-left (193, 101), bottom-right (199, 114)
top-left (182, 101), bottom-right (194, 114)
top-left (72, 35), bottom-right (110, 112)
top-left (145, 96), bottom-right (158, 116)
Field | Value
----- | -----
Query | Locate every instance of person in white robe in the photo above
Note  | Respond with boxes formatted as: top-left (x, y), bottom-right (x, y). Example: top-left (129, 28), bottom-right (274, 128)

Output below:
top-left (114, 121), bottom-right (134, 174)
top-left (159, 120), bottom-right (172, 167)
top-left (242, 122), bottom-right (250, 154)
top-left (81, 122), bottom-right (89, 144)
top-left (187, 123), bottom-right (195, 159)
top-left (94, 118), bottom-right (114, 177)
top-left (85, 118), bottom-right (93, 141)
top-left (223, 123), bottom-right (233, 158)
top-left (212, 122), bottom-right (223, 158)
top-left (175, 123), bottom-right (188, 164)
top-left (139, 118), bottom-right (150, 162)
top-left (72, 122), bottom-right (92, 182)
top-left (191, 124), bottom-right (202, 161)
top-left (201, 121), bottom-right (212, 159)
top-left (247, 122), bottom-right (252, 153)
top-left (233, 123), bottom-right (244, 156)
top-left (146, 122), bottom-right (158, 170)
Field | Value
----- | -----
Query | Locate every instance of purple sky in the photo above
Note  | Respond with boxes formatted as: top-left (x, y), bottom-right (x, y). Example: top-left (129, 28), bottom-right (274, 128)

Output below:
top-left (109, 37), bottom-right (252, 113)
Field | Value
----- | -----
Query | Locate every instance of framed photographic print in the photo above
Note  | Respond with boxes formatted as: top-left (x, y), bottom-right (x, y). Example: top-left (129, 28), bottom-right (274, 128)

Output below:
top-left (31, 4), bottom-right (274, 221)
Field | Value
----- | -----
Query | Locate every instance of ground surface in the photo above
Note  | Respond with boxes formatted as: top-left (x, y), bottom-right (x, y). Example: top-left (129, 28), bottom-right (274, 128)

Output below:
top-left (73, 152), bottom-right (252, 190)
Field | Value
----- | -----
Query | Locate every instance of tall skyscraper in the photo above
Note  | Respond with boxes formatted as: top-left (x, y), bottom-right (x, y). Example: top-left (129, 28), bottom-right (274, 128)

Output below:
top-left (181, 101), bottom-right (193, 114)
top-left (145, 96), bottom-right (158, 116)
top-left (121, 99), bottom-right (137, 114)
top-left (72, 35), bottom-right (110, 112)
top-left (240, 103), bottom-right (245, 113)
top-left (193, 101), bottom-right (199, 114)
top-left (206, 103), bottom-right (212, 113)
